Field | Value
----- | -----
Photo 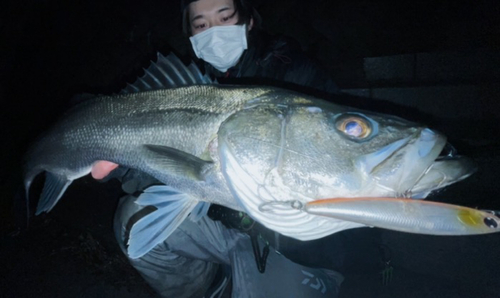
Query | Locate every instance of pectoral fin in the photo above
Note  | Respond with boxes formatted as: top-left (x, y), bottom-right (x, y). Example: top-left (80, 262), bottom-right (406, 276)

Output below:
top-left (142, 144), bottom-right (213, 181)
top-left (127, 185), bottom-right (199, 259)
top-left (36, 172), bottom-right (73, 215)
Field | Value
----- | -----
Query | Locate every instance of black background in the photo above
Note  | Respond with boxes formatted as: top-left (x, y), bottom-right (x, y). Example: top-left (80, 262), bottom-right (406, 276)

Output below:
top-left (1, 1), bottom-right (500, 297)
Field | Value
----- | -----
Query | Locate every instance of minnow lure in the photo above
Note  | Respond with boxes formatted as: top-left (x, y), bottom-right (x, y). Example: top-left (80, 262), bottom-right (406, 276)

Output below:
top-left (285, 198), bottom-right (500, 235)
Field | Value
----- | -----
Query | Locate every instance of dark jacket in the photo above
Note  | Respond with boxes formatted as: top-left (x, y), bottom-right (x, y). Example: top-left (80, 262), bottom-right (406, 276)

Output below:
top-left (199, 32), bottom-right (381, 274)
top-left (115, 33), bottom-right (380, 274)
top-left (199, 30), bottom-right (340, 95)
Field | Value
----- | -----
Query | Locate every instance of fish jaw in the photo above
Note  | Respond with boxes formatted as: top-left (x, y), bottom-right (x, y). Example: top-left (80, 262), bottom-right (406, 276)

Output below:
top-left (356, 128), bottom-right (450, 197)
top-left (410, 156), bottom-right (477, 198)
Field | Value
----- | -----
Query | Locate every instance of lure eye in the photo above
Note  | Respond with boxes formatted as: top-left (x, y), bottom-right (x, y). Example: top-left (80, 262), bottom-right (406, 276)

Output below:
top-left (336, 115), bottom-right (372, 139)
top-left (486, 210), bottom-right (500, 218)
top-left (484, 217), bottom-right (498, 229)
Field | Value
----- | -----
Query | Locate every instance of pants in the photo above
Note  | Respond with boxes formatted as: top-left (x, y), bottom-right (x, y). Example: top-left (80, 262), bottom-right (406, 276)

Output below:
top-left (114, 194), bottom-right (343, 298)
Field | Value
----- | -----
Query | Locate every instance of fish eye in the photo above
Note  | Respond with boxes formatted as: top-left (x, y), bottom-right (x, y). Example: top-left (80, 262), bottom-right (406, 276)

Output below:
top-left (484, 217), bottom-right (498, 229)
top-left (336, 115), bottom-right (372, 139)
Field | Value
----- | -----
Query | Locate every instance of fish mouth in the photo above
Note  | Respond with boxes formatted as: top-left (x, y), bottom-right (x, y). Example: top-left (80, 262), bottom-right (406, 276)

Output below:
top-left (358, 128), bottom-right (477, 198)
top-left (409, 148), bottom-right (477, 198)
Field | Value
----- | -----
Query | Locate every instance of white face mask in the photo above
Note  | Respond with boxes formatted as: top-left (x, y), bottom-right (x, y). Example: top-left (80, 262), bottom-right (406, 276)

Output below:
top-left (190, 24), bottom-right (248, 72)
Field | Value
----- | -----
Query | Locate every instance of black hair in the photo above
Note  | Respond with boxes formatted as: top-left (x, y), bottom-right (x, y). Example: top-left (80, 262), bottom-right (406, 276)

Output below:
top-left (181, 0), bottom-right (260, 36)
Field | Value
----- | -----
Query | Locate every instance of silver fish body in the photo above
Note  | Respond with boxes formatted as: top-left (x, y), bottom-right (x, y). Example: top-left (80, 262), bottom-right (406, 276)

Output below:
top-left (25, 85), bottom-right (272, 212)
top-left (24, 55), bottom-right (477, 257)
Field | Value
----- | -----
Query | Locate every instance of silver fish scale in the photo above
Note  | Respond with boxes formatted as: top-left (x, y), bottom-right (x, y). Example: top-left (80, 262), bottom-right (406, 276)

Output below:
top-left (24, 85), bottom-right (299, 210)
top-left (25, 80), bottom-right (478, 241)
top-left (28, 86), bottom-right (268, 159)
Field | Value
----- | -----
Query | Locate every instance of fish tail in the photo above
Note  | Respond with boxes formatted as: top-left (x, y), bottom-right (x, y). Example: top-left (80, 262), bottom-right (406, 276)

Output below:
top-left (23, 171), bottom-right (36, 226)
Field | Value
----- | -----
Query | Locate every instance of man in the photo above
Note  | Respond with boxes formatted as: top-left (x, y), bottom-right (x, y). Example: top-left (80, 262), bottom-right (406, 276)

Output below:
top-left (112, 52), bottom-right (344, 297)
top-left (182, 0), bottom-right (381, 274)
top-left (113, 1), bottom-right (380, 296)
top-left (183, 0), bottom-right (340, 94)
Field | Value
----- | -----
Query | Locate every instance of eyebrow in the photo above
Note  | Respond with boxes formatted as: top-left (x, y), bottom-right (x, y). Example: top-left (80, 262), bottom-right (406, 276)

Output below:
top-left (190, 6), bottom-right (234, 23)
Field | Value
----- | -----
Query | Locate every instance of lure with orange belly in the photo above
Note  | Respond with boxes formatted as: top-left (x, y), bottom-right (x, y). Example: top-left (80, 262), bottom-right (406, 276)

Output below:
top-left (300, 198), bottom-right (500, 235)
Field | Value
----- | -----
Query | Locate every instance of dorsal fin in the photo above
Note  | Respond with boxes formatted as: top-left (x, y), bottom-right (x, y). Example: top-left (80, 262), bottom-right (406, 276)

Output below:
top-left (119, 53), bottom-right (214, 94)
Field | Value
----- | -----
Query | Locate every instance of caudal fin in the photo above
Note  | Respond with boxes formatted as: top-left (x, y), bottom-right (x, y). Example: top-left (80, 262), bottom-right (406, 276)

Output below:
top-left (25, 170), bottom-right (73, 216)
top-left (36, 172), bottom-right (73, 215)
top-left (24, 169), bottom-right (41, 221)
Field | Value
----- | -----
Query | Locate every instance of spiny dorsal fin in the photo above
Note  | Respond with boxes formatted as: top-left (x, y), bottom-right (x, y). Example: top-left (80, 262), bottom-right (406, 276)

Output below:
top-left (120, 53), bottom-right (214, 94)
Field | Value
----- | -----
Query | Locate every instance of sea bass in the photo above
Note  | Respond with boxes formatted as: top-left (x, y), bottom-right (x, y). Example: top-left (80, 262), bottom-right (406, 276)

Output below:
top-left (24, 54), bottom-right (476, 258)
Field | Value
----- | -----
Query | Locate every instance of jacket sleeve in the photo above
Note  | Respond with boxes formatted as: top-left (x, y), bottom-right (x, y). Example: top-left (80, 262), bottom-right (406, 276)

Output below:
top-left (256, 35), bottom-right (340, 95)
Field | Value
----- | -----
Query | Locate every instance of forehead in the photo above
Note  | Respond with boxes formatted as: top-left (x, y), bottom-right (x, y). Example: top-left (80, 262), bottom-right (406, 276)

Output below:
top-left (188, 0), bottom-right (235, 19)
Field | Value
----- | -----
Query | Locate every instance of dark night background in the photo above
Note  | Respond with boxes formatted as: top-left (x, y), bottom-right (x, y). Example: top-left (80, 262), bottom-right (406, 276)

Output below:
top-left (1, 0), bottom-right (500, 297)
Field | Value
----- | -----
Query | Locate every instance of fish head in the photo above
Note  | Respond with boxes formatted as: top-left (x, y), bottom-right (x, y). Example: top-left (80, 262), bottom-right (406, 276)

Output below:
top-left (218, 96), bottom-right (476, 240)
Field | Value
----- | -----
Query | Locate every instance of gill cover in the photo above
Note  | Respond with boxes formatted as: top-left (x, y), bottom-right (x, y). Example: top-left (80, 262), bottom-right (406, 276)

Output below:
top-left (218, 103), bottom-right (368, 240)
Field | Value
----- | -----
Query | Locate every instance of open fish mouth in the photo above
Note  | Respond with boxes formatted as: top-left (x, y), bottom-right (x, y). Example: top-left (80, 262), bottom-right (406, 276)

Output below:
top-left (409, 150), bottom-right (477, 199)
top-left (360, 128), bottom-right (477, 199)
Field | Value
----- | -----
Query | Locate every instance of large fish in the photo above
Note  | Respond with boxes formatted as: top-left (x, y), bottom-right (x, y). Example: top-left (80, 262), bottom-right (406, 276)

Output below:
top-left (24, 54), bottom-right (476, 258)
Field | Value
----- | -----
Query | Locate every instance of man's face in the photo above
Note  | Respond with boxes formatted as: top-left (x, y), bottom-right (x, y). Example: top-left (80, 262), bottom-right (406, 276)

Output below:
top-left (188, 0), bottom-right (240, 36)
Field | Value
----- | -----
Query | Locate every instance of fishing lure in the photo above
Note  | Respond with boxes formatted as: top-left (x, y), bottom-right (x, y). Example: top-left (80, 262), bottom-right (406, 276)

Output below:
top-left (270, 198), bottom-right (500, 235)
